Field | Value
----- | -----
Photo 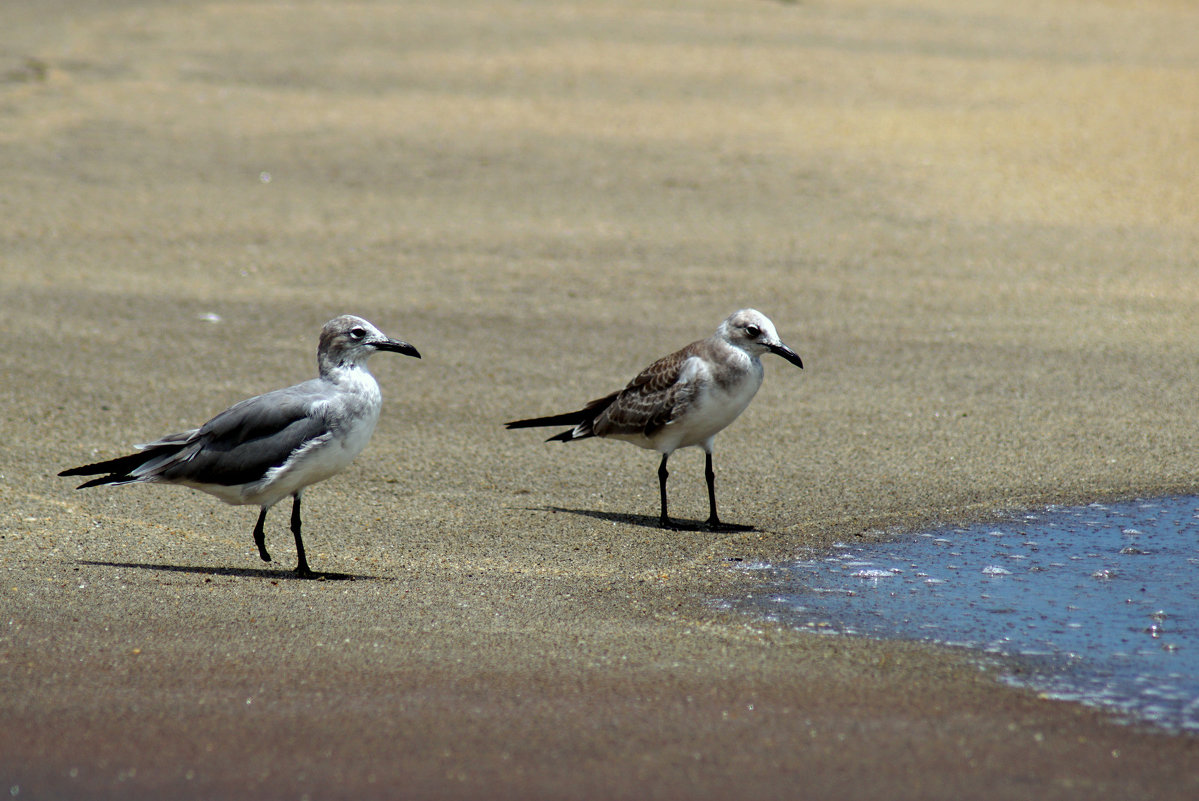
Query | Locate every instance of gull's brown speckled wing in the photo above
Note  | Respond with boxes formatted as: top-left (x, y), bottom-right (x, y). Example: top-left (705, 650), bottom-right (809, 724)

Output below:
top-left (592, 341), bottom-right (706, 439)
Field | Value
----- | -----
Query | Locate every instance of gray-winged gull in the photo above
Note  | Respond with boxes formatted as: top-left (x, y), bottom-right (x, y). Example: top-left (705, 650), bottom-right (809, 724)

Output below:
top-left (60, 314), bottom-right (420, 577)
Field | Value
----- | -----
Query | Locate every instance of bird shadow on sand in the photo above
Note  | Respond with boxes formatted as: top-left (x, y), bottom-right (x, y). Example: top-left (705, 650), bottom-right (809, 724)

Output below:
top-left (533, 506), bottom-right (757, 533)
top-left (79, 560), bottom-right (386, 582)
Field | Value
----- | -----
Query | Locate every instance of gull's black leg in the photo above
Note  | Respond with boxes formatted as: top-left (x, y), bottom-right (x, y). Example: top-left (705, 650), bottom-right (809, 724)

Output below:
top-left (705, 451), bottom-right (720, 526)
top-left (657, 453), bottom-right (672, 529)
top-left (253, 507), bottom-right (271, 563)
top-left (290, 492), bottom-right (315, 578)
top-left (704, 452), bottom-right (754, 532)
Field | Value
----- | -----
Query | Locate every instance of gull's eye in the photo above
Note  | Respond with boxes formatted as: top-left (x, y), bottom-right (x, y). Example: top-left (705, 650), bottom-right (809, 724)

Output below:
top-left (349, 327), bottom-right (367, 341)
top-left (744, 325), bottom-right (761, 339)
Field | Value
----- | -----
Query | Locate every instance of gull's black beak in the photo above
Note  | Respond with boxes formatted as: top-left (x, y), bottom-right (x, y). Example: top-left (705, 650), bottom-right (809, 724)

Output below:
top-left (375, 339), bottom-right (421, 359)
top-left (767, 342), bottom-right (803, 369)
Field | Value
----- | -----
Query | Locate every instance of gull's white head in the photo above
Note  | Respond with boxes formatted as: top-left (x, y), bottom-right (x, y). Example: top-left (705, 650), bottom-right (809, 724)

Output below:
top-left (317, 315), bottom-right (421, 374)
top-left (717, 309), bottom-right (804, 369)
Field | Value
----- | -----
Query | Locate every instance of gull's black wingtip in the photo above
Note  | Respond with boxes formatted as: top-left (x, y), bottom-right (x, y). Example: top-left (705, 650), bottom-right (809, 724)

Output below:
top-left (59, 466), bottom-right (104, 478)
top-left (66, 473), bottom-right (130, 489)
top-left (505, 417), bottom-right (554, 430)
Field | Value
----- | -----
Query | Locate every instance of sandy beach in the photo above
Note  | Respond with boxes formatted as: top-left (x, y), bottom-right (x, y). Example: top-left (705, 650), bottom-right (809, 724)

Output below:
top-left (3, 0), bottom-right (1198, 797)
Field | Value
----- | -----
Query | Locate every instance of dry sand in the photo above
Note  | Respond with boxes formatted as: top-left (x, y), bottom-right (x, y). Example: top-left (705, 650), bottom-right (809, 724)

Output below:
top-left (2, 0), bottom-right (1198, 798)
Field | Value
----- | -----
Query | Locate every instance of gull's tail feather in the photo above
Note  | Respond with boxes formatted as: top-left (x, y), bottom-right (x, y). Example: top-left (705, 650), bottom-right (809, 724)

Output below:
top-left (505, 410), bottom-right (590, 443)
top-left (505, 391), bottom-right (619, 443)
top-left (544, 427), bottom-right (583, 443)
top-left (505, 409), bottom-right (590, 429)
top-left (59, 435), bottom-right (195, 488)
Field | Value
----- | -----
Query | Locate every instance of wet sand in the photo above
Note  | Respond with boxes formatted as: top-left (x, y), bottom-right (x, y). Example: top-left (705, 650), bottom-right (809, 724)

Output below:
top-left (2, 0), bottom-right (1198, 797)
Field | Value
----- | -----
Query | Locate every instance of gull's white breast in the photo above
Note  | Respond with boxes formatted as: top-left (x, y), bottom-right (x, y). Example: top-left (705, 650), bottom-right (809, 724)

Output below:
top-left (651, 349), bottom-right (764, 453)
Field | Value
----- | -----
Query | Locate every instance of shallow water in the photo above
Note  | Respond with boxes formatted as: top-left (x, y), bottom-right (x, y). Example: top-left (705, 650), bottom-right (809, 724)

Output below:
top-left (726, 497), bottom-right (1199, 732)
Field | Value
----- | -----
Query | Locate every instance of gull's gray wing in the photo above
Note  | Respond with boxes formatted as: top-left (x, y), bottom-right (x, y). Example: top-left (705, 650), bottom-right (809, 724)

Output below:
top-left (156, 380), bottom-right (332, 487)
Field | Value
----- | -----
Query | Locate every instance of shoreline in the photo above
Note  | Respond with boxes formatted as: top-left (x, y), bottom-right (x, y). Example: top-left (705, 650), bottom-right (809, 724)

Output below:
top-left (718, 494), bottom-right (1199, 738)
